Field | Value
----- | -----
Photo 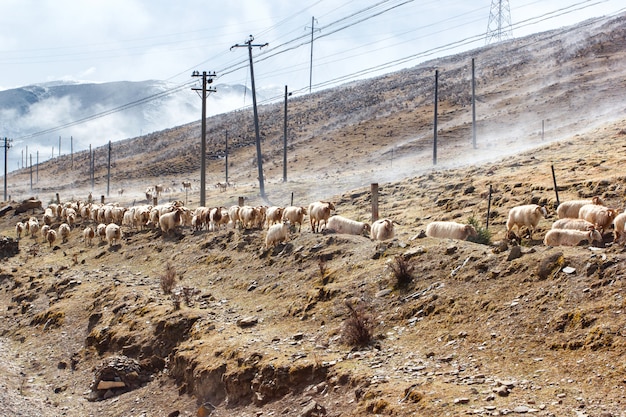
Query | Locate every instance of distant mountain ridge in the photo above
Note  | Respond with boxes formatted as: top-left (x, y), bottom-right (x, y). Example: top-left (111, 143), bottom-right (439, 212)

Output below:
top-left (0, 79), bottom-right (282, 171)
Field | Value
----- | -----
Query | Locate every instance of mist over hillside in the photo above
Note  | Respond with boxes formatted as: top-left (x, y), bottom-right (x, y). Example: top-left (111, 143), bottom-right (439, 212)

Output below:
top-left (0, 80), bottom-right (282, 173)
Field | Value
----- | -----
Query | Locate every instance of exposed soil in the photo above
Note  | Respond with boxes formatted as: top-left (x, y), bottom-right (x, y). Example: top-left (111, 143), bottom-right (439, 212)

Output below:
top-left (1, 13), bottom-right (626, 417)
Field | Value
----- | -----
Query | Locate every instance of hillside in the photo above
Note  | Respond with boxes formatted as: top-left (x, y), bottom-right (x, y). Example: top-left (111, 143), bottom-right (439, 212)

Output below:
top-left (1, 12), bottom-right (626, 417)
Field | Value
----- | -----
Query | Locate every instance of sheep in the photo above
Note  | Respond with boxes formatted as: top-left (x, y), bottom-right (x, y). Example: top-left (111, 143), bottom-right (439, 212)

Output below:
top-left (96, 223), bottom-right (107, 242)
top-left (282, 206), bottom-right (307, 232)
top-left (265, 206), bottom-right (285, 228)
top-left (182, 180), bottom-right (191, 190)
top-left (159, 209), bottom-right (182, 235)
top-left (40, 224), bottom-right (51, 243)
top-left (426, 221), bottom-right (478, 241)
top-left (326, 215), bottom-right (371, 236)
top-left (613, 212), bottom-right (626, 244)
top-left (506, 204), bottom-right (548, 239)
top-left (239, 206), bottom-right (263, 229)
top-left (551, 218), bottom-right (596, 231)
top-left (228, 205), bottom-right (241, 229)
top-left (43, 207), bottom-right (55, 225)
top-left (213, 208), bottom-right (230, 231)
top-left (578, 204), bottom-right (618, 235)
top-left (543, 229), bottom-right (602, 247)
top-left (370, 218), bottom-right (395, 241)
top-left (28, 217), bottom-right (40, 238)
top-left (58, 223), bottom-right (71, 243)
top-left (83, 226), bottom-right (95, 246)
top-left (265, 221), bottom-right (290, 249)
top-left (15, 222), bottom-right (25, 239)
top-left (46, 229), bottom-right (57, 248)
top-left (556, 196), bottom-right (604, 219)
top-left (105, 223), bottom-right (122, 246)
top-left (208, 207), bottom-right (223, 232)
top-left (308, 201), bottom-right (335, 233)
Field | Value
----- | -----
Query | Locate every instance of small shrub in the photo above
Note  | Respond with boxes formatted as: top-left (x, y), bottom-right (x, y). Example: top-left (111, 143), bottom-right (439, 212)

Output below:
top-left (160, 262), bottom-right (176, 294)
top-left (341, 301), bottom-right (374, 348)
top-left (390, 255), bottom-right (414, 289)
top-left (467, 216), bottom-right (492, 245)
top-left (181, 286), bottom-right (196, 307)
top-left (318, 256), bottom-right (327, 278)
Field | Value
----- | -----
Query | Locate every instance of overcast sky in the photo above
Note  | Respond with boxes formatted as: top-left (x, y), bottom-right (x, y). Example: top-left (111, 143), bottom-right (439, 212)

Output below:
top-left (0, 0), bottom-right (624, 96)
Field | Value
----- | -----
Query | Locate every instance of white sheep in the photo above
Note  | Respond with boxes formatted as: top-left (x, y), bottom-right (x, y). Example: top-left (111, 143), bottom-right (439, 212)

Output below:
top-left (308, 201), bottom-right (335, 233)
top-left (159, 209), bottom-right (182, 235)
top-left (578, 204), bottom-right (618, 234)
top-left (556, 196), bottom-right (603, 219)
top-left (58, 223), bottom-right (71, 243)
top-left (96, 223), bottom-right (107, 242)
top-left (543, 229), bottom-right (602, 247)
top-left (265, 222), bottom-right (290, 249)
top-left (326, 215), bottom-right (370, 236)
top-left (15, 222), bottom-right (25, 240)
top-left (551, 218), bottom-right (596, 231)
top-left (282, 206), bottom-right (307, 232)
top-left (506, 204), bottom-right (548, 239)
top-left (613, 212), bottom-right (626, 244)
top-left (228, 205), bottom-right (241, 229)
top-left (239, 206), bottom-right (263, 229)
top-left (40, 224), bottom-right (51, 243)
top-left (426, 221), bottom-right (478, 240)
top-left (208, 207), bottom-right (224, 232)
top-left (265, 206), bottom-right (285, 228)
top-left (83, 226), bottom-right (95, 247)
top-left (28, 217), bottom-right (40, 238)
top-left (370, 218), bottom-right (395, 241)
top-left (105, 223), bottom-right (122, 246)
top-left (46, 229), bottom-right (57, 248)
top-left (43, 207), bottom-right (55, 225)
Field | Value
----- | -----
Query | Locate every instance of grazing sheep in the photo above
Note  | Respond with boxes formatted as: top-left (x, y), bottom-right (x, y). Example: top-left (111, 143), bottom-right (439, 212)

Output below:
top-left (265, 222), bottom-right (290, 249)
top-left (83, 226), bottom-right (95, 246)
top-left (551, 218), bottom-right (596, 231)
top-left (43, 207), bottom-right (55, 225)
top-left (182, 181), bottom-right (191, 190)
top-left (426, 221), bottom-right (478, 240)
top-left (578, 204), bottom-right (618, 234)
top-left (613, 212), bottom-right (626, 244)
top-left (544, 229), bottom-right (602, 247)
top-left (28, 217), bottom-right (40, 238)
top-left (159, 209), bottom-right (182, 235)
top-left (308, 201), bottom-right (335, 233)
top-left (15, 222), bottom-right (25, 239)
top-left (326, 215), bottom-right (371, 236)
top-left (40, 224), bottom-right (51, 243)
top-left (265, 206), bottom-right (285, 228)
top-left (58, 223), bottom-right (71, 243)
top-left (506, 204), bottom-right (548, 239)
top-left (214, 208), bottom-right (230, 230)
top-left (208, 207), bottom-right (223, 232)
top-left (228, 205), bottom-right (241, 229)
top-left (370, 218), bottom-right (395, 241)
top-left (239, 206), bottom-right (263, 229)
top-left (556, 196), bottom-right (604, 219)
top-left (96, 223), bottom-right (107, 242)
top-left (282, 206), bottom-right (307, 232)
top-left (46, 229), bottom-right (57, 248)
top-left (105, 223), bottom-right (122, 246)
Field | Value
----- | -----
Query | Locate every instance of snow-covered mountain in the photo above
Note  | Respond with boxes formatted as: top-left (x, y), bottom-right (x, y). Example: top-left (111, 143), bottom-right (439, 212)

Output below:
top-left (0, 79), bottom-right (280, 172)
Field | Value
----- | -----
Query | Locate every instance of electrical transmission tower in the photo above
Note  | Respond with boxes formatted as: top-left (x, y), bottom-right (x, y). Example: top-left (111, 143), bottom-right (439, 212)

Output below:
top-left (485, 0), bottom-right (512, 44)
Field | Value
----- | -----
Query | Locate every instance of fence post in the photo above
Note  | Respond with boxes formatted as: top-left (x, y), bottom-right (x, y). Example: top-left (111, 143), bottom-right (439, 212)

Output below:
top-left (238, 196), bottom-right (244, 207)
top-left (371, 183), bottom-right (379, 223)
top-left (486, 184), bottom-right (493, 230)
top-left (551, 164), bottom-right (560, 207)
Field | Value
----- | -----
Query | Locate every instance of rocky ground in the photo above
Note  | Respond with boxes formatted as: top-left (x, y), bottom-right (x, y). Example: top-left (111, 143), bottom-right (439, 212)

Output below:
top-left (1, 11), bottom-right (626, 417)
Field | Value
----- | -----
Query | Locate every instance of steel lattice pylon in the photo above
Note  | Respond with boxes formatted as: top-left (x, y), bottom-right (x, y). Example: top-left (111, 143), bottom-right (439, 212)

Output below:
top-left (486, 0), bottom-right (513, 44)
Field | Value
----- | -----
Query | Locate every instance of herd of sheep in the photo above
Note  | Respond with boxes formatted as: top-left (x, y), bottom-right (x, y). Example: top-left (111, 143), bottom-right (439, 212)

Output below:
top-left (12, 193), bottom-right (624, 251)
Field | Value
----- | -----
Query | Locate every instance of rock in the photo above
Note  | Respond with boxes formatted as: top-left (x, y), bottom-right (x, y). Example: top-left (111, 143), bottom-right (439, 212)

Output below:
top-left (446, 245), bottom-right (457, 255)
top-left (96, 380), bottom-right (126, 390)
top-left (237, 316), bottom-right (258, 328)
top-left (507, 245), bottom-right (523, 261)
top-left (376, 289), bottom-right (392, 298)
top-left (454, 397), bottom-right (470, 404)
top-left (513, 405), bottom-right (530, 413)
top-left (404, 246), bottom-right (426, 259)
top-left (496, 385), bottom-right (510, 396)
top-left (299, 400), bottom-right (326, 417)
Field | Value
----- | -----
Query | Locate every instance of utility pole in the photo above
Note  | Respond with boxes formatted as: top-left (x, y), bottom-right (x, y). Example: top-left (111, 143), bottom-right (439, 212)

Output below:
top-left (472, 58), bottom-right (477, 149)
top-left (486, 0), bottom-right (512, 44)
top-left (191, 70), bottom-right (217, 207)
top-left (231, 35), bottom-right (268, 200)
top-left (225, 131), bottom-right (229, 184)
top-left (283, 85), bottom-right (292, 182)
top-left (307, 17), bottom-right (319, 94)
top-left (107, 140), bottom-right (111, 197)
top-left (36, 151), bottom-right (39, 183)
top-left (3, 137), bottom-right (12, 201)
top-left (433, 69), bottom-right (439, 166)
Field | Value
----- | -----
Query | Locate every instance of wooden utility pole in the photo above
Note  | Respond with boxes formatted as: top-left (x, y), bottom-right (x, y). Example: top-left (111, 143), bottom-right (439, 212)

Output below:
top-left (191, 70), bottom-right (217, 207)
top-left (433, 69), bottom-right (439, 166)
top-left (231, 35), bottom-right (268, 200)
top-left (107, 140), bottom-right (111, 197)
top-left (472, 58), bottom-right (477, 149)
top-left (3, 137), bottom-right (12, 201)
top-left (308, 17), bottom-right (318, 94)
top-left (283, 85), bottom-right (291, 182)
top-left (225, 131), bottom-right (229, 184)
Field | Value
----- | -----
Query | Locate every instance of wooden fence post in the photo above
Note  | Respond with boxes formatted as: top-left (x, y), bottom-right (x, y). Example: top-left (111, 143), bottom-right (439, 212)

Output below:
top-left (371, 183), bottom-right (379, 223)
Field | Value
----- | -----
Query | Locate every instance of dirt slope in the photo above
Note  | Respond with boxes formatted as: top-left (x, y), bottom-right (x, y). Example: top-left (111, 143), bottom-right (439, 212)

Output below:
top-left (1, 12), bottom-right (626, 417)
